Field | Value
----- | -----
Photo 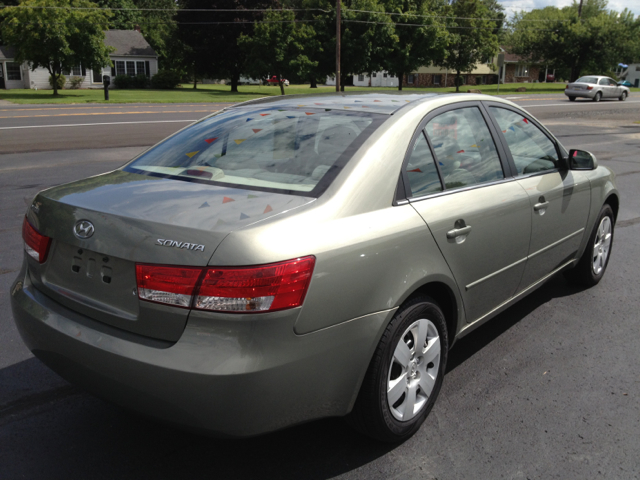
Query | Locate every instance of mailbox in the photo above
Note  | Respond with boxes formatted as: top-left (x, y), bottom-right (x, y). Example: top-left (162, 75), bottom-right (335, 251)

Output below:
top-left (102, 75), bottom-right (110, 100)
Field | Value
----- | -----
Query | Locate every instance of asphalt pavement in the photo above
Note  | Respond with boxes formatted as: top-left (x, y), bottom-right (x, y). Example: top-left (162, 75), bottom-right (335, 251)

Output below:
top-left (1, 93), bottom-right (639, 479)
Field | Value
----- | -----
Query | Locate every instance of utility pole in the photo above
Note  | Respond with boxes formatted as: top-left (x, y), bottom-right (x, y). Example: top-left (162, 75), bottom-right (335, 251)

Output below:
top-left (336, 0), bottom-right (341, 92)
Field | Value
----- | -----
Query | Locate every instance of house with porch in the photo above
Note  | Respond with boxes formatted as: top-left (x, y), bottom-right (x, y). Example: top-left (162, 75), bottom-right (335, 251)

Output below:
top-left (0, 29), bottom-right (158, 90)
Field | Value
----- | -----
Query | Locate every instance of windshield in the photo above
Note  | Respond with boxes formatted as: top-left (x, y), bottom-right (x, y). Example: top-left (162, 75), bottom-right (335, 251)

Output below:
top-left (124, 107), bottom-right (384, 196)
top-left (575, 76), bottom-right (598, 84)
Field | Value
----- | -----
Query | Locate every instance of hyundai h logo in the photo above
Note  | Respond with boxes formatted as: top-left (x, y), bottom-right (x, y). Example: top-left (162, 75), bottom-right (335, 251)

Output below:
top-left (74, 220), bottom-right (95, 239)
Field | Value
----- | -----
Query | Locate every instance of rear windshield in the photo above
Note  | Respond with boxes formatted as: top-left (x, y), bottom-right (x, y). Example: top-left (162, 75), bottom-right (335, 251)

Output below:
top-left (575, 76), bottom-right (598, 84)
top-left (124, 107), bottom-right (384, 196)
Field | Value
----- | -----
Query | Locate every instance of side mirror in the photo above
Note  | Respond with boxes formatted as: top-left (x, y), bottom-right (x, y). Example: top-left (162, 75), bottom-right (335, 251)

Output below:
top-left (568, 149), bottom-right (597, 170)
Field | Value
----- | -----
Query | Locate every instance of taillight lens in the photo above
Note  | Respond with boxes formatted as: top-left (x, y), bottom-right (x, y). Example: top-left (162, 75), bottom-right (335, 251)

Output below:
top-left (136, 264), bottom-right (202, 308)
top-left (587, 86), bottom-right (593, 90)
top-left (135, 256), bottom-right (315, 313)
top-left (22, 217), bottom-right (51, 263)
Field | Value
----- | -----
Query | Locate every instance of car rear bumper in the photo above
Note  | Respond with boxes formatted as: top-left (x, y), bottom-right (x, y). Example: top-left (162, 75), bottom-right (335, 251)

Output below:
top-left (564, 89), bottom-right (597, 99)
top-left (11, 264), bottom-right (392, 437)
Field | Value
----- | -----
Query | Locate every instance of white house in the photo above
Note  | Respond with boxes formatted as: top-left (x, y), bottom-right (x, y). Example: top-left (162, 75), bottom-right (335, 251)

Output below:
top-left (326, 71), bottom-right (400, 88)
top-left (620, 64), bottom-right (640, 88)
top-left (0, 29), bottom-right (158, 90)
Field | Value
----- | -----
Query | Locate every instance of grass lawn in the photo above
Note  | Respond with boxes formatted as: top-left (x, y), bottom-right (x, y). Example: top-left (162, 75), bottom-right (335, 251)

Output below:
top-left (1, 82), bottom-right (637, 105)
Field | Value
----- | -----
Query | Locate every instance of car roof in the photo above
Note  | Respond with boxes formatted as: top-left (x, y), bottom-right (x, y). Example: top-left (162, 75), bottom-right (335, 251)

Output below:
top-left (230, 92), bottom-right (445, 115)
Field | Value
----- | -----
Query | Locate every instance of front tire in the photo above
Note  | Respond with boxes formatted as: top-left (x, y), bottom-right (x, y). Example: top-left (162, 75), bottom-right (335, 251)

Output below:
top-left (619, 91), bottom-right (627, 101)
top-left (564, 204), bottom-right (614, 287)
top-left (593, 91), bottom-right (602, 102)
top-left (347, 295), bottom-right (448, 442)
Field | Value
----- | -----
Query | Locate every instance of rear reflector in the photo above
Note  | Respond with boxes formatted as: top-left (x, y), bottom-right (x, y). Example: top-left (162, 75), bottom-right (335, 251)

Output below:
top-left (22, 217), bottom-right (51, 264)
top-left (135, 256), bottom-right (315, 313)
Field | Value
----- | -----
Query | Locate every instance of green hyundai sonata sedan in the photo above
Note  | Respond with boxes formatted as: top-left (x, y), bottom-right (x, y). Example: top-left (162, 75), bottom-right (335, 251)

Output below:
top-left (11, 93), bottom-right (618, 441)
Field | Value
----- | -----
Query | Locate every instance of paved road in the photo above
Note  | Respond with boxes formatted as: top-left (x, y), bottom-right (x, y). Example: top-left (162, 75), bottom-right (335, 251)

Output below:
top-left (1, 94), bottom-right (639, 479)
top-left (0, 103), bottom-right (230, 153)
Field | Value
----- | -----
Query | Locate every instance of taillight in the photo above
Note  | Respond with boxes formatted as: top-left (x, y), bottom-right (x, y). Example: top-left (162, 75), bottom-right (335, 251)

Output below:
top-left (22, 217), bottom-right (51, 263)
top-left (135, 256), bottom-right (315, 313)
top-left (136, 264), bottom-right (202, 308)
top-left (587, 86), bottom-right (593, 90)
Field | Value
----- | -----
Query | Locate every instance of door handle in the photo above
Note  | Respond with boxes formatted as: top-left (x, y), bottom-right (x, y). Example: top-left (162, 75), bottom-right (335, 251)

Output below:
top-left (446, 225), bottom-right (472, 239)
top-left (533, 201), bottom-right (549, 211)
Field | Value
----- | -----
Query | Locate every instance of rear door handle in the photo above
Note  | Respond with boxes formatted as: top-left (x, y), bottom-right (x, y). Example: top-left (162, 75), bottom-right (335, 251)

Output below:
top-left (446, 226), bottom-right (472, 239)
top-left (533, 201), bottom-right (549, 211)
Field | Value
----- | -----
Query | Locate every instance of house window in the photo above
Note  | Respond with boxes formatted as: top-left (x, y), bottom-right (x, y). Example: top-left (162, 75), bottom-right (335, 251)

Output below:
top-left (71, 65), bottom-right (82, 76)
top-left (408, 75), bottom-right (414, 85)
top-left (383, 73), bottom-right (388, 78)
top-left (116, 61), bottom-right (126, 76)
top-left (433, 74), bottom-right (441, 85)
top-left (358, 74), bottom-right (365, 82)
top-left (136, 61), bottom-right (145, 76)
top-left (6, 62), bottom-right (21, 80)
top-left (515, 64), bottom-right (529, 77)
top-left (92, 68), bottom-right (103, 83)
top-left (126, 61), bottom-right (135, 77)
top-left (372, 73), bottom-right (376, 78)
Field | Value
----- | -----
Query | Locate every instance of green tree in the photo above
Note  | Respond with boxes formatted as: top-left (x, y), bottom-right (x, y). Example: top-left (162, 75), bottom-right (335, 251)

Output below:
top-left (239, 10), bottom-right (317, 95)
top-left (509, 0), bottom-right (639, 81)
top-left (380, 0), bottom-right (449, 90)
top-left (132, 0), bottom-right (179, 71)
top-left (1, 0), bottom-right (113, 95)
top-left (94, 0), bottom-right (141, 29)
top-left (436, 0), bottom-right (499, 92)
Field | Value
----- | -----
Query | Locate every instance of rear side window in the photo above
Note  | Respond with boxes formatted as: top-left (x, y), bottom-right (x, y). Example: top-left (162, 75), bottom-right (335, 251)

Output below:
top-left (406, 133), bottom-right (442, 197)
top-left (124, 108), bottom-right (382, 196)
top-left (489, 107), bottom-right (558, 175)
top-left (425, 107), bottom-right (504, 190)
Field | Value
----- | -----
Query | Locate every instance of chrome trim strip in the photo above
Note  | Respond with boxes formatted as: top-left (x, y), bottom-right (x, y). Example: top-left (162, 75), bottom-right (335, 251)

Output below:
top-left (460, 258), bottom-right (576, 334)
top-left (465, 257), bottom-right (527, 290)
top-left (527, 228), bottom-right (584, 259)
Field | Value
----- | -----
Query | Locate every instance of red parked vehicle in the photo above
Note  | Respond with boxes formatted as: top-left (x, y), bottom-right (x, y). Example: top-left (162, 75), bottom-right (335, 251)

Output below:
top-left (266, 75), bottom-right (289, 86)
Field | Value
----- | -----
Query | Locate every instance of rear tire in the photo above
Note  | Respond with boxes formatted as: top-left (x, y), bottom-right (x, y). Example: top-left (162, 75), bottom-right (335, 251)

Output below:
top-left (619, 91), bottom-right (627, 101)
top-left (568, 96), bottom-right (576, 102)
top-left (592, 91), bottom-right (602, 102)
top-left (564, 204), bottom-right (614, 287)
top-left (347, 295), bottom-right (448, 442)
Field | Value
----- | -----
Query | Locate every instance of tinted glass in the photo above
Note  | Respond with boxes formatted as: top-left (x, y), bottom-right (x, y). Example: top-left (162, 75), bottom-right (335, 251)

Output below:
top-left (490, 107), bottom-right (558, 175)
top-left (125, 108), bottom-right (380, 195)
top-left (425, 107), bottom-right (504, 189)
top-left (406, 133), bottom-right (442, 197)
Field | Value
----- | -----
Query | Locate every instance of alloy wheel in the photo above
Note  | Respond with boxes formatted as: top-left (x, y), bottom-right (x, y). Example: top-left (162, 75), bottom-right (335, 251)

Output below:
top-left (592, 215), bottom-right (612, 275)
top-left (387, 318), bottom-right (441, 422)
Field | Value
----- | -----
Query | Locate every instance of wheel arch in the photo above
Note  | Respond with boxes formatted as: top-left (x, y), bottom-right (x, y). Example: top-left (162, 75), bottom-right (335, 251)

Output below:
top-left (405, 281), bottom-right (460, 348)
top-left (604, 193), bottom-right (619, 222)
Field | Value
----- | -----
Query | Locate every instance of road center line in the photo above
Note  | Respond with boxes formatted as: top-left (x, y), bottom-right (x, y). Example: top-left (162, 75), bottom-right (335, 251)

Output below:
top-left (0, 120), bottom-right (198, 130)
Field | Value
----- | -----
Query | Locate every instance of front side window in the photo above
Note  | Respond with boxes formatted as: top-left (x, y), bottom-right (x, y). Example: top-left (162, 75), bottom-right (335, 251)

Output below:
top-left (406, 133), bottom-right (442, 197)
top-left (425, 107), bottom-right (504, 189)
top-left (490, 107), bottom-right (558, 175)
top-left (6, 62), bottom-right (21, 80)
top-left (124, 108), bottom-right (383, 196)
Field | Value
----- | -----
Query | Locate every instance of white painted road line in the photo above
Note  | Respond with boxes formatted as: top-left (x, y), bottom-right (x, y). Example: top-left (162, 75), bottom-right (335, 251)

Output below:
top-left (0, 119), bottom-right (198, 130)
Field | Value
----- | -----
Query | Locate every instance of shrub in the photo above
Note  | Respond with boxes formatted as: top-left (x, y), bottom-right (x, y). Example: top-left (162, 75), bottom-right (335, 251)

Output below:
top-left (132, 74), bottom-right (149, 89)
top-left (48, 74), bottom-right (66, 90)
top-left (114, 74), bottom-right (132, 89)
top-left (151, 70), bottom-right (181, 89)
top-left (69, 76), bottom-right (84, 89)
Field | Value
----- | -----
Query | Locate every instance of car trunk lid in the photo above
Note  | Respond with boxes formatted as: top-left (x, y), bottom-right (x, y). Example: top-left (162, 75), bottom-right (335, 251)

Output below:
top-left (25, 170), bottom-right (313, 342)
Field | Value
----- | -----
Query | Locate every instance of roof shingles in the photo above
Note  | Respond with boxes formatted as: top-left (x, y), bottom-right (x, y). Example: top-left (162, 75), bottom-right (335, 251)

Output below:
top-left (104, 30), bottom-right (157, 57)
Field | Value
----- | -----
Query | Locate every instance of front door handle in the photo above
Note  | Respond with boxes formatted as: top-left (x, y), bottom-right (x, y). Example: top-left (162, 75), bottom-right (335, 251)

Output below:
top-left (446, 225), bottom-right (472, 239)
top-left (533, 201), bottom-right (549, 211)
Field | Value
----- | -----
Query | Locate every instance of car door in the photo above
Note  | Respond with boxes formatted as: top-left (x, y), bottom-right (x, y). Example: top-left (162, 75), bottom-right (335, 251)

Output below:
top-left (599, 77), bottom-right (614, 98)
top-left (403, 103), bottom-right (531, 324)
top-left (486, 104), bottom-right (591, 291)
top-left (607, 78), bottom-right (621, 97)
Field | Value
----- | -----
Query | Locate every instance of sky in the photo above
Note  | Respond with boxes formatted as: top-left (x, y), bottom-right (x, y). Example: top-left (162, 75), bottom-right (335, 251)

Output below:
top-left (499, 0), bottom-right (640, 19)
